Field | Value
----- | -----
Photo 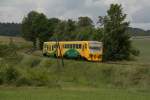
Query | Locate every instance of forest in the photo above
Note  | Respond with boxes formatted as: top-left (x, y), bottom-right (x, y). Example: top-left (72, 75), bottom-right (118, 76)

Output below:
top-left (0, 21), bottom-right (150, 37)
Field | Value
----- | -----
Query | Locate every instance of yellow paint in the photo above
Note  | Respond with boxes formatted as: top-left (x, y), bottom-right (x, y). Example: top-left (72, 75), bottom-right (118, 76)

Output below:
top-left (43, 41), bottom-right (103, 62)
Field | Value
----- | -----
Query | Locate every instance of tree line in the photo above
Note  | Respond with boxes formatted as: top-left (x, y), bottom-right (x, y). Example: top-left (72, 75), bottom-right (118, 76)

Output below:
top-left (0, 23), bottom-right (21, 36)
top-left (22, 4), bottom-right (139, 61)
top-left (22, 13), bottom-right (101, 49)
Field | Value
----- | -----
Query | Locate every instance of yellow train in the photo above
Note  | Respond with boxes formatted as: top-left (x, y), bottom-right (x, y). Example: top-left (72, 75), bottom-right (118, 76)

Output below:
top-left (43, 41), bottom-right (103, 62)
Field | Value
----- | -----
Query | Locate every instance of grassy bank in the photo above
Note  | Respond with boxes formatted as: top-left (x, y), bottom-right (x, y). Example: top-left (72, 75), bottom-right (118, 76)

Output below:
top-left (0, 36), bottom-right (150, 100)
top-left (0, 87), bottom-right (150, 100)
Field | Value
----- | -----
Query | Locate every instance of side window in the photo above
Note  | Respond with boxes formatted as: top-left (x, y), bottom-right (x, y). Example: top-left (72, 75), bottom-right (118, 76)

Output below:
top-left (79, 44), bottom-right (81, 49)
top-left (46, 45), bottom-right (48, 50)
top-left (64, 44), bottom-right (67, 48)
top-left (70, 44), bottom-right (72, 49)
top-left (67, 44), bottom-right (69, 48)
top-left (73, 44), bottom-right (76, 49)
top-left (76, 44), bottom-right (79, 49)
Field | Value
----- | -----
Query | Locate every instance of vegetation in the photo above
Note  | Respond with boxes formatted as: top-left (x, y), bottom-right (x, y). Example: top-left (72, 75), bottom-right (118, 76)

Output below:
top-left (22, 13), bottom-right (98, 49)
top-left (0, 87), bottom-right (150, 100)
top-left (0, 36), bottom-right (149, 89)
top-left (0, 3), bottom-right (150, 100)
top-left (99, 4), bottom-right (139, 61)
top-left (0, 36), bottom-right (150, 100)
top-left (0, 23), bottom-right (150, 37)
top-left (21, 4), bottom-right (140, 61)
top-left (0, 23), bottom-right (21, 36)
top-left (22, 11), bottom-right (50, 49)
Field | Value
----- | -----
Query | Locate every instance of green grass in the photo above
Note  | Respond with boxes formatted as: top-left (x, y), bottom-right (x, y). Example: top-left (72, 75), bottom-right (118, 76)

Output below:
top-left (133, 38), bottom-right (150, 63)
top-left (0, 36), bottom-right (150, 100)
top-left (0, 87), bottom-right (150, 100)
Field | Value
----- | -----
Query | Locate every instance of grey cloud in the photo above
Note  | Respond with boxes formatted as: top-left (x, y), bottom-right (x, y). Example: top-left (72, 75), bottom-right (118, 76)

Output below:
top-left (132, 6), bottom-right (150, 23)
top-left (0, 0), bottom-right (150, 29)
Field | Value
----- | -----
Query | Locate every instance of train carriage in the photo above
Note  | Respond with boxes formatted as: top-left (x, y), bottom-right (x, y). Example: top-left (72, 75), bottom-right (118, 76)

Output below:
top-left (43, 41), bottom-right (103, 62)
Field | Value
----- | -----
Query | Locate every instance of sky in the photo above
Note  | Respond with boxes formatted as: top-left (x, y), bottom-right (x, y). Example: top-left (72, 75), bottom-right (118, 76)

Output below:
top-left (0, 0), bottom-right (150, 30)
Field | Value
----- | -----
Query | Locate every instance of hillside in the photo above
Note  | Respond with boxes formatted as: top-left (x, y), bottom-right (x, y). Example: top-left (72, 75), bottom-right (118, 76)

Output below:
top-left (0, 36), bottom-right (150, 100)
top-left (0, 23), bottom-right (21, 36)
top-left (0, 36), bottom-right (150, 88)
top-left (0, 23), bottom-right (150, 36)
top-left (128, 27), bottom-right (150, 36)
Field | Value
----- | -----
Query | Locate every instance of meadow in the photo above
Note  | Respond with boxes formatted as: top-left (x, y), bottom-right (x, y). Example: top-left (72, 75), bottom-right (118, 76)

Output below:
top-left (0, 36), bottom-right (150, 100)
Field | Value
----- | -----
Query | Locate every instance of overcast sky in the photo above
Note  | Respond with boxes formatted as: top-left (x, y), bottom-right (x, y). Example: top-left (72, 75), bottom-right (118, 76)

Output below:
top-left (0, 0), bottom-right (150, 30)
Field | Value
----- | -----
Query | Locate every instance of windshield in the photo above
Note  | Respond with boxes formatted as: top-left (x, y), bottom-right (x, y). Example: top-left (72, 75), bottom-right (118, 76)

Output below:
top-left (89, 42), bottom-right (102, 53)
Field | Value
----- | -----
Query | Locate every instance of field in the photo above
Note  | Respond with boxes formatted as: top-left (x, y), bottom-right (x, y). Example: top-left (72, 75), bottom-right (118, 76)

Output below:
top-left (0, 87), bottom-right (150, 100)
top-left (0, 36), bottom-right (150, 100)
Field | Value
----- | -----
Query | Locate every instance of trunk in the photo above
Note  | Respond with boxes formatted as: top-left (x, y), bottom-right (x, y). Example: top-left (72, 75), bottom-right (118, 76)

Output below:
top-left (33, 40), bottom-right (36, 50)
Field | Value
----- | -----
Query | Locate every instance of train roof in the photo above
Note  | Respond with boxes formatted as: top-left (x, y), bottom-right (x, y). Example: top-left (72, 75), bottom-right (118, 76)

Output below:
top-left (44, 41), bottom-right (102, 44)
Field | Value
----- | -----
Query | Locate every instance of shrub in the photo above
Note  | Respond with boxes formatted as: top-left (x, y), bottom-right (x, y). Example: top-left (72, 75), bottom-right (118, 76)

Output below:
top-left (4, 66), bottom-right (19, 84)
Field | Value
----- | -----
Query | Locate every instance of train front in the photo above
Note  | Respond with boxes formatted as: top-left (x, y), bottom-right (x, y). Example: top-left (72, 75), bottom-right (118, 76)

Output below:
top-left (88, 41), bottom-right (103, 62)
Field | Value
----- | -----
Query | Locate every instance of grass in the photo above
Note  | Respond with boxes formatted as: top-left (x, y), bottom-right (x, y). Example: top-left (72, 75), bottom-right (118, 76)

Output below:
top-left (0, 36), bottom-right (27, 44)
top-left (132, 38), bottom-right (150, 63)
top-left (0, 36), bottom-right (150, 100)
top-left (0, 87), bottom-right (150, 100)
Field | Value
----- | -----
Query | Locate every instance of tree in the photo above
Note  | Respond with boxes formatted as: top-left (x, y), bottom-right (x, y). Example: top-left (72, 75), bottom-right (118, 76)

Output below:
top-left (92, 28), bottom-right (104, 41)
top-left (101, 4), bottom-right (139, 61)
top-left (22, 11), bottom-right (39, 49)
top-left (66, 19), bottom-right (76, 32)
top-left (48, 18), bottom-right (61, 34)
top-left (52, 19), bottom-right (77, 41)
top-left (78, 17), bottom-right (93, 28)
top-left (22, 11), bottom-right (49, 49)
top-left (34, 13), bottom-right (49, 49)
top-left (62, 19), bottom-right (77, 41)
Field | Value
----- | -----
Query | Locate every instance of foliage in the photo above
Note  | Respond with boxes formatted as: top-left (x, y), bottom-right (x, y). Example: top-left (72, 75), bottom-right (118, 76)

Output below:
top-left (100, 4), bottom-right (139, 61)
top-left (0, 87), bottom-right (150, 100)
top-left (22, 11), bottom-right (49, 49)
top-left (0, 38), bottom-right (149, 89)
top-left (0, 54), bottom-right (149, 88)
top-left (78, 17), bottom-right (94, 28)
top-left (22, 4), bottom-right (141, 61)
top-left (0, 23), bottom-right (21, 36)
top-left (0, 41), bottom-right (18, 59)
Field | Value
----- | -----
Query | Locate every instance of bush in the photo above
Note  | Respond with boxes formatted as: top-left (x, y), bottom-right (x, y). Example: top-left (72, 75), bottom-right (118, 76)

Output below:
top-left (4, 66), bottom-right (19, 84)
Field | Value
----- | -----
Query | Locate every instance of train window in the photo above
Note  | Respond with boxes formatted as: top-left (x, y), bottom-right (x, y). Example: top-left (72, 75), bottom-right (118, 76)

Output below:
top-left (73, 44), bottom-right (76, 48)
top-left (66, 44), bottom-right (68, 48)
top-left (76, 44), bottom-right (78, 48)
top-left (67, 44), bottom-right (69, 48)
top-left (52, 45), bottom-right (54, 51)
top-left (64, 44), bottom-right (66, 48)
top-left (70, 44), bottom-right (72, 48)
top-left (68, 44), bottom-right (70, 48)
top-left (79, 44), bottom-right (81, 49)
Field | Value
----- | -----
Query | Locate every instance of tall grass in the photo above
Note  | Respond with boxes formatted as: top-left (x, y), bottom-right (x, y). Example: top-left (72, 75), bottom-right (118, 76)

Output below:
top-left (0, 53), bottom-right (149, 90)
top-left (0, 37), bottom-right (150, 90)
